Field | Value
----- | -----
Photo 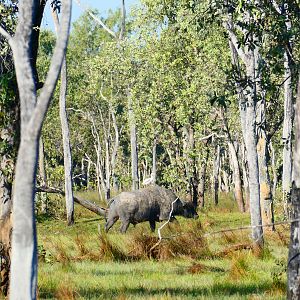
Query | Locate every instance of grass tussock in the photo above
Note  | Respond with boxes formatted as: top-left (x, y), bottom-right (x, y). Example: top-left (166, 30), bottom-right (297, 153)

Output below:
top-left (129, 222), bottom-right (211, 260)
top-left (55, 282), bottom-right (79, 300)
top-left (53, 241), bottom-right (71, 265)
top-left (97, 229), bottom-right (128, 261)
top-left (221, 232), bottom-right (238, 244)
top-left (229, 252), bottom-right (250, 279)
top-left (74, 234), bottom-right (89, 256)
top-left (187, 263), bottom-right (224, 274)
top-left (216, 243), bottom-right (253, 258)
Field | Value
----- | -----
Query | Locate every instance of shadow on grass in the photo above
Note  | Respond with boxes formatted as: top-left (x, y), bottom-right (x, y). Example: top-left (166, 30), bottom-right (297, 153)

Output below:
top-left (75, 217), bottom-right (102, 224)
top-left (36, 213), bottom-right (57, 223)
top-left (39, 281), bottom-right (275, 299)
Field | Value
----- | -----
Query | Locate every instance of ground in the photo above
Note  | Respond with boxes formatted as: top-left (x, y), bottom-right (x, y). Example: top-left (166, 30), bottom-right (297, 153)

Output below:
top-left (2, 192), bottom-right (289, 299)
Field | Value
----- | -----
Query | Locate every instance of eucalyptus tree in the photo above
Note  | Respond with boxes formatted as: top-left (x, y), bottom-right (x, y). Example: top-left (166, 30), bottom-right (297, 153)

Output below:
top-left (131, 0), bottom-right (232, 203)
top-left (287, 75), bottom-right (300, 299)
top-left (0, 0), bottom-right (71, 297)
top-left (222, 1), bottom-right (265, 245)
top-left (51, 6), bottom-right (74, 225)
top-left (265, 1), bottom-right (300, 216)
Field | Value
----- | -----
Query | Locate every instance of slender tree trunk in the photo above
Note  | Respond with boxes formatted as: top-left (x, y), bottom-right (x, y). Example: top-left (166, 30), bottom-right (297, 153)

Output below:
top-left (105, 138), bottom-right (111, 200)
top-left (111, 108), bottom-right (120, 193)
top-left (213, 145), bottom-right (220, 206)
top-left (282, 50), bottom-right (293, 216)
top-left (269, 142), bottom-right (278, 201)
top-left (152, 137), bottom-right (157, 184)
top-left (228, 142), bottom-right (245, 212)
top-left (59, 58), bottom-right (74, 225)
top-left (198, 148), bottom-right (209, 208)
top-left (226, 27), bottom-right (264, 246)
top-left (256, 96), bottom-right (274, 225)
top-left (51, 9), bottom-right (74, 225)
top-left (128, 94), bottom-right (139, 190)
top-left (221, 108), bottom-right (245, 211)
top-left (86, 157), bottom-right (91, 189)
top-left (243, 91), bottom-right (264, 245)
top-left (221, 150), bottom-right (230, 193)
top-left (287, 76), bottom-right (300, 299)
top-left (38, 137), bottom-right (48, 213)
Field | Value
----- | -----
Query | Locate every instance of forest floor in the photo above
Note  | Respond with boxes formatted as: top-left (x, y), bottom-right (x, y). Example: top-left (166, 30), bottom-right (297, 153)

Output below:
top-left (34, 192), bottom-right (288, 299)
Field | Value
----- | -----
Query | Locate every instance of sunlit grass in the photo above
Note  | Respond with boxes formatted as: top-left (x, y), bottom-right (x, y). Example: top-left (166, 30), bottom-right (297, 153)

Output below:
top-left (36, 191), bottom-right (288, 299)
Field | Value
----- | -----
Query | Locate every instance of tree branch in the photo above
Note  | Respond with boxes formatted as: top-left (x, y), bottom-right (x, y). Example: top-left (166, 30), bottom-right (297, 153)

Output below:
top-left (30, 0), bottom-right (72, 136)
top-left (119, 0), bottom-right (126, 40)
top-left (0, 26), bottom-right (12, 40)
top-left (74, 0), bottom-right (117, 39)
top-left (36, 185), bottom-right (107, 217)
top-left (224, 19), bottom-right (247, 63)
top-left (271, 0), bottom-right (281, 14)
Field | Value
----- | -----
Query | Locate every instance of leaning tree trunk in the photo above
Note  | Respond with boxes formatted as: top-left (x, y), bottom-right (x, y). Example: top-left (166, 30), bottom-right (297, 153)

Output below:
top-left (51, 9), bottom-right (74, 226)
top-left (287, 75), bottom-right (300, 299)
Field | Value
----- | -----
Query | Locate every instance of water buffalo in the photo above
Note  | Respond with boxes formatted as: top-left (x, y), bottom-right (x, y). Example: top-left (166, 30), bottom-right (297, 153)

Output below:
top-left (105, 185), bottom-right (198, 233)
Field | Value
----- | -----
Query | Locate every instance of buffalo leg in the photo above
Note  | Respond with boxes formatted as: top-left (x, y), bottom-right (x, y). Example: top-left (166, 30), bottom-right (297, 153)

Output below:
top-left (149, 220), bottom-right (156, 232)
top-left (105, 217), bottom-right (118, 232)
top-left (120, 221), bottom-right (130, 233)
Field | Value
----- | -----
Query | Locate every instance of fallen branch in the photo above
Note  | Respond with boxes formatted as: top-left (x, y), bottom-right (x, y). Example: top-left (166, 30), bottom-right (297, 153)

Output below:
top-left (149, 198), bottom-right (178, 255)
top-left (36, 185), bottom-right (107, 217)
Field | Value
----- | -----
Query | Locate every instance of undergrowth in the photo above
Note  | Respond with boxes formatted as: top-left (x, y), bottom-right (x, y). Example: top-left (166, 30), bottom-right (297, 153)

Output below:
top-left (36, 191), bottom-right (288, 299)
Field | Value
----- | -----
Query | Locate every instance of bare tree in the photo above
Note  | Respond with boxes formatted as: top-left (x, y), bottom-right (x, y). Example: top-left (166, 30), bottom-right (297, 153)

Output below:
top-left (0, 0), bottom-right (72, 297)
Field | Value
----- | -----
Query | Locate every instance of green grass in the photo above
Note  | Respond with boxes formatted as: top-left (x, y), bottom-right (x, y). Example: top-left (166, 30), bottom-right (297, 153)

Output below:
top-left (35, 191), bottom-right (288, 299)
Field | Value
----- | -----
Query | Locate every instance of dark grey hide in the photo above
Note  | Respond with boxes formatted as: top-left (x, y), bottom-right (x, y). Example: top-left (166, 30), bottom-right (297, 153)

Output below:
top-left (105, 185), bottom-right (199, 233)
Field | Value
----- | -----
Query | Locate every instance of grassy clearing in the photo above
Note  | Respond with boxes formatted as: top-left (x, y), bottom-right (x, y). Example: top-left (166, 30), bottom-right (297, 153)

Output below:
top-left (31, 192), bottom-right (290, 299)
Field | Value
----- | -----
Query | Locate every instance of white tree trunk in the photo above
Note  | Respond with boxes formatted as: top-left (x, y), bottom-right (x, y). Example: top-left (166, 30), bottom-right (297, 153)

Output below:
top-left (226, 21), bottom-right (264, 246)
top-left (4, 0), bottom-right (72, 297)
top-left (287, 76), bottom-right (300, 299)
top-left (60, 58), bottom-right (74, 225)
top-left (38, 137), bottom-right (48, 213)
top-left (128, 95), bottom-right (139, 190)
top-left (213, 145), bottom-right (220, 206)
top-left (282, 50), bottom-right (293, 215)
top-left (51, 9), bottom-right (74, 226)
top-left (152, 137), bottom-right (157, 184)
